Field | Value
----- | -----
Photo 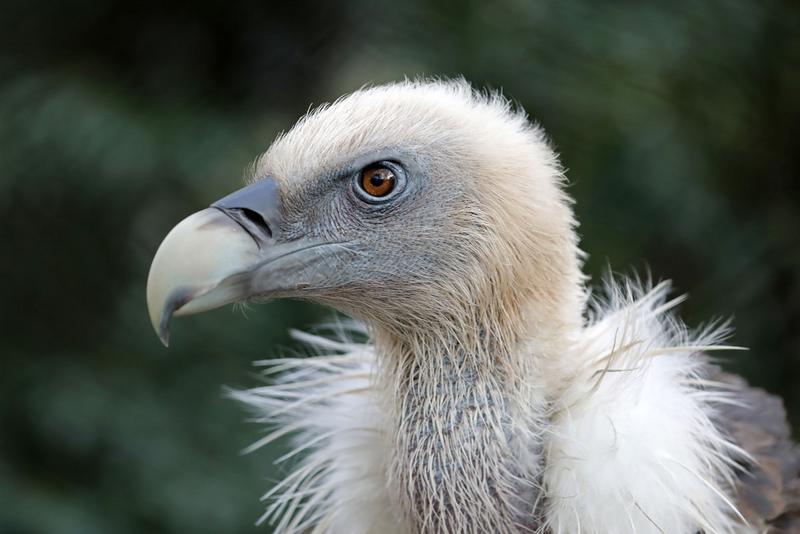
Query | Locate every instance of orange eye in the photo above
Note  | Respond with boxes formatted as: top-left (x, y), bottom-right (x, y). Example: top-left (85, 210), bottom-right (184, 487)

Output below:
top-left (360, 165), bottom-right (397, 198)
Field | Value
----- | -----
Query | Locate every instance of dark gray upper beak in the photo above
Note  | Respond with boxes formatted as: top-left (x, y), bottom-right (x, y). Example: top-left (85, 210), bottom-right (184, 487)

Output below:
top-left (211, 178), bottom-right (282, 248)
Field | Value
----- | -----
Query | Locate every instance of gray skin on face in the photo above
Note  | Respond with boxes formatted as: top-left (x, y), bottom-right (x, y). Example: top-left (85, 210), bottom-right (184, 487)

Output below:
top-left (259, 145), bottom-right (480, 327)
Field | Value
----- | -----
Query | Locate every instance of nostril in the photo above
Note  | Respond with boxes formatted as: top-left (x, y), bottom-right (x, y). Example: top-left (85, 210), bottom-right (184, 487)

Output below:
top-left (213, 206), bottom-right (274, 247)
top-left (209, 178), bottom-right (281, 246)
top-left (240, 208), bottom-right (273, 239)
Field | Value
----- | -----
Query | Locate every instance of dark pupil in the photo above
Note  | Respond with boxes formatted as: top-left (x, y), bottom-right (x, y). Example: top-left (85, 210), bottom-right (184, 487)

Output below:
top-left (370, 173), bottom-right (386, 187)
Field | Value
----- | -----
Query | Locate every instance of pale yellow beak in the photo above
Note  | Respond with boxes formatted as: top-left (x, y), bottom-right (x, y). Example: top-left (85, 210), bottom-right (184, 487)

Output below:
top-left (146, 207), bottom-right (260, 346)
top-left (147, 178), bottom-right (286, 346)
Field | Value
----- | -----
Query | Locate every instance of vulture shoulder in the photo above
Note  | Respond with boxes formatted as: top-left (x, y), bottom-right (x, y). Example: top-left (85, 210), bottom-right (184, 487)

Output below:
top-left (712, 368), bottom-right (800, 532)
top-left (540, 279), bottom-right (800, 534)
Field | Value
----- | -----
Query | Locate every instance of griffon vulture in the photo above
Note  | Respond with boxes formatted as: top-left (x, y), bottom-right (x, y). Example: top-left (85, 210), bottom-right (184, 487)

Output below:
top-left (146, 80), bottom-right (799, 533)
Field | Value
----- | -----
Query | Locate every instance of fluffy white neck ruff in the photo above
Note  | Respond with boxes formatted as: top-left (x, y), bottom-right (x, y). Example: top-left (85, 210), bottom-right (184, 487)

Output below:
top-left (233, 279), bottom-right (751, 534)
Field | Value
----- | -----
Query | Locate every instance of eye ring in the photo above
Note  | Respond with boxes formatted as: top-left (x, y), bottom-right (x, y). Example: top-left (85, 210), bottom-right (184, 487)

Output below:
top-left (353, 162), bottom-right (405, 203)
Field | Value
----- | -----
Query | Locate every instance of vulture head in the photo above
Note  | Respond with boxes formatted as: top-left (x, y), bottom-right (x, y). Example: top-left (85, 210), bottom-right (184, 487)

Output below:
top-left (146, 81), bottom-right (799, 534)
top-left (147, 81), bottom-right (583, 350)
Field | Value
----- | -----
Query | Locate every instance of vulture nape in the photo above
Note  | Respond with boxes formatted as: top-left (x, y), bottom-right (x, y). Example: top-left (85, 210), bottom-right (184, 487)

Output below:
top-left (146, 80), bottom-right (799, 533)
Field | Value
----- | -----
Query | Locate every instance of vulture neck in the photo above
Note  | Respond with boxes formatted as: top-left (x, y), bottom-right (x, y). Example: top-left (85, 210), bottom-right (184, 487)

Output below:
top-left (374, 310), bottom-right (552, 533)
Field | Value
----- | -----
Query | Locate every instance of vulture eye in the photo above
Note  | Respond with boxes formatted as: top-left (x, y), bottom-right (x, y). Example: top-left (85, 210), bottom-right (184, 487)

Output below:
top-left (357, 164), bottom-right (398, 200)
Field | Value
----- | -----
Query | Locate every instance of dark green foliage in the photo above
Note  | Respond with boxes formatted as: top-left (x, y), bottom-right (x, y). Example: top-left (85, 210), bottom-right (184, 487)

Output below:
top-left (1, 1), bottom-right (798, 532)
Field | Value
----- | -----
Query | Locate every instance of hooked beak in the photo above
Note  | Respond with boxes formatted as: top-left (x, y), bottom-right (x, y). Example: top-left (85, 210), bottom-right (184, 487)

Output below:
top-left (146, 178), bottom-right (327, 347)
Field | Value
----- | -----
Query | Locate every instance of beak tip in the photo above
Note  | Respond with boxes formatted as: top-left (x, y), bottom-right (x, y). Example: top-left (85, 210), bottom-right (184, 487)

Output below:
top-left (158, 329), bottom-right (171, 348)
top-left (152, 291), bottom-right (188, 348)
top-left (148, 306), bottom-right (171, 348)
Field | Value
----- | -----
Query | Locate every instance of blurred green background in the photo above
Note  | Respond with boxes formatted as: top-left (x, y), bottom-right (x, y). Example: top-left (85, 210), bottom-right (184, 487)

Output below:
top-left (1, 0), bottom-right (798, 532)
